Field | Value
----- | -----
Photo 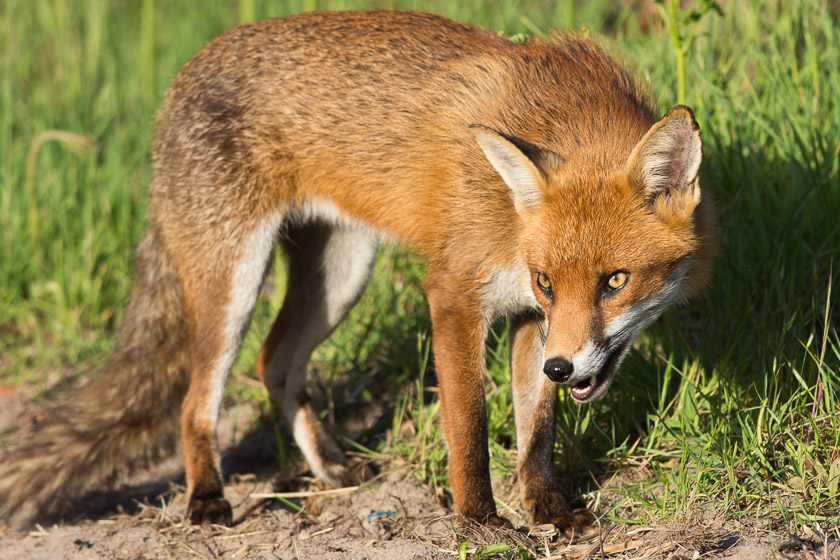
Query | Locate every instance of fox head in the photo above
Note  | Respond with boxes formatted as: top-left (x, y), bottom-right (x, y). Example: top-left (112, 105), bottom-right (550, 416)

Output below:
top-left (470, 106), bottom-right (712, 402)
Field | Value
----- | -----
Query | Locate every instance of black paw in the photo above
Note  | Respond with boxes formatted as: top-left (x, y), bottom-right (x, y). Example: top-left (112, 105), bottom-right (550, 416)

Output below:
top-left (187, 496), bottom-right (233, 527)
top-left (552, 508), bottom-right (600, 542)
top-left (481, 512), bottom-right (514, 529)
top-left (457, 510), bottom-right (514, 529)
top-left (524, 486), bottom-right (601, 542)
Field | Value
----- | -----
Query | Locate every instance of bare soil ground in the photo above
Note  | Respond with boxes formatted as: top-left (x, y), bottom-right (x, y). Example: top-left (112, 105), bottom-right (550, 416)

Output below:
top-left (0, 390), bottom-right (836, 559)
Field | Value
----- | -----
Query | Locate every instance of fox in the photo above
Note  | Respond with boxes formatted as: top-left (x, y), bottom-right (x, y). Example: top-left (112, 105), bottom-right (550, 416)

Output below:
top-left (0, 10), bottom-right (714, 537)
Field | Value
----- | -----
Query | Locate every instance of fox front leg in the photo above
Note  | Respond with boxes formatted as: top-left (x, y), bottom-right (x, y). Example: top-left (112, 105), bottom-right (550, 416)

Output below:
top-left (510, 313), bottom-right (599, 539)
top-left (426, 283), bottom-right (509, 527)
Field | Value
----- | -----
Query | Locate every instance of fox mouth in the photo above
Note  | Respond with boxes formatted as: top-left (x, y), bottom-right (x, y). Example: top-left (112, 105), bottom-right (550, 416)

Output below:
top-left (569, 341), bottom-right (630, 402)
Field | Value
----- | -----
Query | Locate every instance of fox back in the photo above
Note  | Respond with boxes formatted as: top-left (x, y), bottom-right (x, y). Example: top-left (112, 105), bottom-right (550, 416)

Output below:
top-left (154, 11), bottom-right (686, 253)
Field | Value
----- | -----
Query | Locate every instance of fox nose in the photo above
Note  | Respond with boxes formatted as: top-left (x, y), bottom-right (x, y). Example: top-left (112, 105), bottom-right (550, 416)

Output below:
top-left (543, 357), bottom-right (574, 383)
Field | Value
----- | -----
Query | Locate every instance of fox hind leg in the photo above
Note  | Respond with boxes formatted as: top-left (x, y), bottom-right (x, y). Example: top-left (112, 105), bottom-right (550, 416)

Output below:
top-left (178, 213), bottom-right (282, 526)
top-left (255, 222), bottom-right (378, 487)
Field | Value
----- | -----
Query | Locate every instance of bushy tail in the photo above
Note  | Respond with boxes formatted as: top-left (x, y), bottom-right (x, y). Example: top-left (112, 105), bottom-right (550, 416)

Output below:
top-left (0, 221), bottom-right (190, 523)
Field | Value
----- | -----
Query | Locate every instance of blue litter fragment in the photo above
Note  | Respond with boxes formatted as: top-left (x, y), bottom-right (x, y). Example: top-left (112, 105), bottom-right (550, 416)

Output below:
top-left (367, 510), bottom-right (395, 518)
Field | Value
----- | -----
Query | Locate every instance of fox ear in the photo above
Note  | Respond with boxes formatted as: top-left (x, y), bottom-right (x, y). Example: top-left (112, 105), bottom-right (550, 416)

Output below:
top-left (469, 125), bottom-right (547, 216)
top-left (627, 105), bottom-right (702, 217)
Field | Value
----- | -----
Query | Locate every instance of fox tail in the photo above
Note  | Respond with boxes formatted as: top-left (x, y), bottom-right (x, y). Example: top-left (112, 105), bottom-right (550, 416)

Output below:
top-left (0, 220), bottom-right (190, 523)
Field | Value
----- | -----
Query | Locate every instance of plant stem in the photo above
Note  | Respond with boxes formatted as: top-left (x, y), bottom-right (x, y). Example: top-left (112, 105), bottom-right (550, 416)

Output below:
top-left (239, 0), bottom-right (255, 24)
top-left (668, 0), bottom-right (686, 104)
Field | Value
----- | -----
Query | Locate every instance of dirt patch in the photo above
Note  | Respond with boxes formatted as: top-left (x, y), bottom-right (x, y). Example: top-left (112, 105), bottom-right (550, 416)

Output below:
top-left (0, 395), bottom-right (452, 559)
top-left (1, 398), bottom-right (836, 559)
top-left (0, 477), bottom-right (453, 559)
top-left (2, 479), bottom-right (834, 560)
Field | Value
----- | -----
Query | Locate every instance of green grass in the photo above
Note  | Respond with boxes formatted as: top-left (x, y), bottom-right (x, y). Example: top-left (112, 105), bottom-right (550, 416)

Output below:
top-left (2, 0), bottom-right (838, 544)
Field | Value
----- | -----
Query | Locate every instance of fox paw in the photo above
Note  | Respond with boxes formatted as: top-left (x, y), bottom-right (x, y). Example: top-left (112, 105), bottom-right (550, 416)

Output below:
top-left (523, 489), bottom-right (599, 542)
top-left (344, 456), bottom-right (377, 484)
top-left (547, 508), bottom-right (600, 542)
top-left (482, 512), bottom-right (514, 528)
top-left (458, 510), bottom-right (513, 529)
top-left (188, 496), bottom-right (233, 527)
top-left (456, 500), bottom-right (514, 529)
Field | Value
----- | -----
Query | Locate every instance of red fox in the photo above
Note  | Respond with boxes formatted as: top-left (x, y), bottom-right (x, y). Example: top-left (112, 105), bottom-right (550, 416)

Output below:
top-left (0, 10), bottom-right (714, 536)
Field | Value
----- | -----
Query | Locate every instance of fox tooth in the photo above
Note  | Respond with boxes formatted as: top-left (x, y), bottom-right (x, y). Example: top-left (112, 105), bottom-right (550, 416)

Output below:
top-left (589, 375), bottom-right (597, 386)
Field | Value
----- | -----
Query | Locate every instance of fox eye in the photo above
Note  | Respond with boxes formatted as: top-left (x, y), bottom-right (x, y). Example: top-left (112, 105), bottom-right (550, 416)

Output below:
top-left (605, 271), bottom-right (629, 293)
top-left (536, 271), bottom-right (552, 296)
